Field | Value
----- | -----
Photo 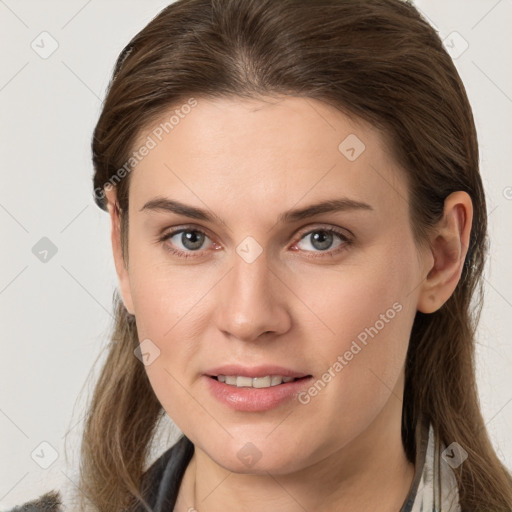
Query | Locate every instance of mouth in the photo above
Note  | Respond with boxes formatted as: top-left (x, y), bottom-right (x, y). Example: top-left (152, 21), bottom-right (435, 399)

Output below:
top-left (204, 372), bottom-right (314, 412)
top-left (203, 365), bottom-right (313, 411)
top-left (207, 374), bottom-right (312, 389)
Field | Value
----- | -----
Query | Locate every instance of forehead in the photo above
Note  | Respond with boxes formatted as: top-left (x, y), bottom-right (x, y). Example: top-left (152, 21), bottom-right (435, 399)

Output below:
top-left (128, 95), bottom-right (408, 220)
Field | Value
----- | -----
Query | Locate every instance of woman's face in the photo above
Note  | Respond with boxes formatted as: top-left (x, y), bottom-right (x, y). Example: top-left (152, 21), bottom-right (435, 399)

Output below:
top-left (111, 95), bottom-right (431, 474)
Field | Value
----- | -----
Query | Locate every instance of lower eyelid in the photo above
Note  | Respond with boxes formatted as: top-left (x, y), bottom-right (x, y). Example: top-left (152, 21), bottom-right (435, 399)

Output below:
top-left (298, 240), bottom-right (351, 259)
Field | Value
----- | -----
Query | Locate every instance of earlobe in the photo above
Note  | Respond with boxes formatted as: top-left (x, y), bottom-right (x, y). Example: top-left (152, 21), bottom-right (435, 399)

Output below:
top-left (105, 187), bottom-right (135, 315)
top-left (417, 191), bottom-right (473, 314)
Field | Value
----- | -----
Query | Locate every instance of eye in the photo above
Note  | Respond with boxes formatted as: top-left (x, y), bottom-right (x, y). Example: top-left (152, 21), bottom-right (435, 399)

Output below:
top-left (160, 228), bottom-right (217, 258)
top-left (158, 225), bottom-right (352, 260)
top-left (293, 227), bottom-right (351, 256)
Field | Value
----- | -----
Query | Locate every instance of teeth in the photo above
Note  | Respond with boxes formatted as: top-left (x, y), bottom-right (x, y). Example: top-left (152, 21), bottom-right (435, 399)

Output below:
top-left (270, 375), bottom-right (282, 386)
top-left (216, 375), bottom-right (299, 388)
top-left (253, 376), bottom-right (271, 388)
top-left (236, 376), bottom-right (253, 387)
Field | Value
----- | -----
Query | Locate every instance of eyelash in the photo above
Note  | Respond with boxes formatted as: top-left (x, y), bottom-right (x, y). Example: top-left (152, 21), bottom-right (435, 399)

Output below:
top-left (158, 225), bottom-right (352, 260)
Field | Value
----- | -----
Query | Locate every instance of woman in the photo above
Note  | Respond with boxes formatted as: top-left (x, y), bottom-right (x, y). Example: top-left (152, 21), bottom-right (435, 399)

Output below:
top-left (10, 0), bottom-right (512, 510)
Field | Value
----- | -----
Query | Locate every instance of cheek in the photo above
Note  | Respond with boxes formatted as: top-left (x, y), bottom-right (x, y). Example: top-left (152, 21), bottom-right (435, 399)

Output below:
top-left (293, 242), bottom-right (417, 352)
top-left (126, 249), bottom-right (217, 427)
top-left (129, 271), bottom-right (203, 429)
top-left (290, 245), bottom-right (417, 429)
top-left (127, 242), bottom-right (213, 340)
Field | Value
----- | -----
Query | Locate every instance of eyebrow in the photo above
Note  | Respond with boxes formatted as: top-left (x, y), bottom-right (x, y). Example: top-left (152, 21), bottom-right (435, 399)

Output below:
top-left (139, 196), bottom-right (373, 223)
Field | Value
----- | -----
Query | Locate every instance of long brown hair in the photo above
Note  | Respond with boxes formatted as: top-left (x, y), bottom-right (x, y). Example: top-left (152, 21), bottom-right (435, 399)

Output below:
top-left (81, 0), bottom-right (512, 510)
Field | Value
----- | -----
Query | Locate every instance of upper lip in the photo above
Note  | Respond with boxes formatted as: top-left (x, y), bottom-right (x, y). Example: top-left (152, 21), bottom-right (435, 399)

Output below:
top-left (204, 365), bottom-right (311, 379)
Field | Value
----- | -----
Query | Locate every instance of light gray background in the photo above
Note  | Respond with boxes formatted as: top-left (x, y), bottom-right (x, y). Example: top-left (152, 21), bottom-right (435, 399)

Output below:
top-left (1, 0), bottom-right (511, 507)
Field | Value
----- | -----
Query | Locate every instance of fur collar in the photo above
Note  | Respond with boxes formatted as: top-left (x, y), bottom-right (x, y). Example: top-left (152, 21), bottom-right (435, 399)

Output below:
top-left (6, 490), bottom-right (63, 512)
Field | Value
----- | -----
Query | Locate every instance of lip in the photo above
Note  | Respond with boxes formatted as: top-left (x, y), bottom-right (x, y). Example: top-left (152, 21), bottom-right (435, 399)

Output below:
top-left (204, 364), bottom-right (310, 379)
top-left (203, 372), bottom-right (313, 412)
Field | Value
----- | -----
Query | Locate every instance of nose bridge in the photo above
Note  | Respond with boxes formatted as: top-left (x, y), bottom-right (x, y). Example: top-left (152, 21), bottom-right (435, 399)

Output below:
top-left (232, 247), bottom-right (270, 304)
top-left (214, 244), bottom-right (290, 341)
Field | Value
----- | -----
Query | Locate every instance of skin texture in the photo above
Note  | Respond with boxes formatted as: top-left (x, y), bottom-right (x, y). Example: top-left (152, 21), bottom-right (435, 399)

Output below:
top-left (105, 96), bottom-right (472, 512)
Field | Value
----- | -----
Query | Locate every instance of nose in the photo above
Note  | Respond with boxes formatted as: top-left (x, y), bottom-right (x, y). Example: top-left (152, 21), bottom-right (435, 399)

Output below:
top-left (214, 249), bottom-right (292, 343)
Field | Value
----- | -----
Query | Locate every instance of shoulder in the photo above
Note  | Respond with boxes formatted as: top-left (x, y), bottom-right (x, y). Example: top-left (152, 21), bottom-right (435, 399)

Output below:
top-left (5, 438), bottom-right (194, 512)
top-left (4, 490), bottom-right (63, 512)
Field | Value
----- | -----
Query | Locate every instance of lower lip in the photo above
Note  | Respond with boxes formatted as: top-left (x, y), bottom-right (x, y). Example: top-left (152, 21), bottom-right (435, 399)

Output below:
top-left (203, 375), bottom-right (313, 412)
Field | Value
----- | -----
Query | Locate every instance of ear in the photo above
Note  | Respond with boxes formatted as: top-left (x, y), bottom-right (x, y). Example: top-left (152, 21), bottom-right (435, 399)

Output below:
top-left (104, 187), bottom-right (135, 315)
top-left (417, 191), bottom-right (473, 314)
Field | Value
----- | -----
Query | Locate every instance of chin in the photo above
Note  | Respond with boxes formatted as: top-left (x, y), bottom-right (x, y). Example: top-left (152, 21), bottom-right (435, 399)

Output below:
top-left (199, 438), bottom-right (310, 476)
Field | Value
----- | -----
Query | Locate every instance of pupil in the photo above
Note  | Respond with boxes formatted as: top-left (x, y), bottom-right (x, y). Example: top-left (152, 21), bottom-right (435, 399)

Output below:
top-left (312, 231), bottom-right (333, 250)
